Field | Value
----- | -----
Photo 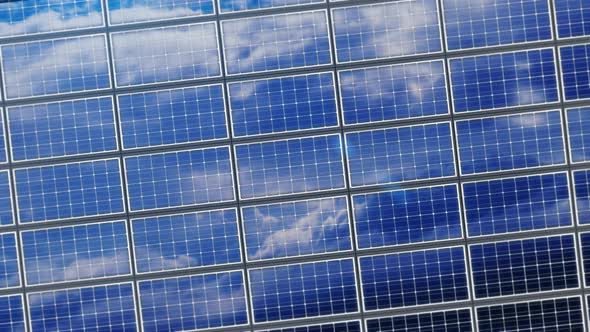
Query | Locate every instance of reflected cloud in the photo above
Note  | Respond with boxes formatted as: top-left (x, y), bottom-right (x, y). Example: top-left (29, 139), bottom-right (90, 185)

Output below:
top-left (219, 0), bottom-right (320, 12)
top-left (108, 0), bottom-right (213, 25)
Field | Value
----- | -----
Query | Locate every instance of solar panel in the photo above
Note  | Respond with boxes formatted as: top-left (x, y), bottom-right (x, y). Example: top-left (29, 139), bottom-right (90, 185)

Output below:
top-left (574, 169), bottom-right (590, 224)
top-left (463, 172), bottom-right (572, 237)
top-left (579, 232), bottom-right (590, 286)
top-left (352, 184), bottom-right (462, 249)
top-left (0, 171), bottom-right (13, 226)
top-left (0, 232), bottom-right (19, 289)
top-left (470, 235), bottom-right (579, 299)
top-left (107, 0), bottom-right (214, 25)
top-left (219, 0), bottom-right (323, 12)
top-left (0, 295), bottom-right (25, 332)
top-left (338, 60), bottom-right (449, 125)
top-left (365, 308), bottom-right (472, 332)
top-left (554, 0), bottom-right (590, 38)
top-left (0, 111), bottom-right (6, 163)
top-left (560, 43), bottom-right (590, 101)
top-left (567, 107), bottom-right (590, 162)
top-left (257, 320), bottom-right (361, 332)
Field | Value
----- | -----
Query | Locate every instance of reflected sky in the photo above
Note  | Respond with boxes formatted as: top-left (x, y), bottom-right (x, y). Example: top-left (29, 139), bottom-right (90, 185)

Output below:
top-left (219, 0), bottom-right (322, 12)
top-left (0, 295), bottom-right (25, 332)
top-left (568, 107), bottom-right (590, 162)
top-left (107, 0), bottom-right (213, 25)
top-left (0, 171), bottom-right (12, 226)
top-left (0, 233), bottom-right (19, 289)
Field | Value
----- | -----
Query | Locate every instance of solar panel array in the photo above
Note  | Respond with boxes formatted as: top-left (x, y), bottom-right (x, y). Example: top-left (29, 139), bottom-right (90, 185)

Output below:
top-left (0, 0), bottom-right (589, 331)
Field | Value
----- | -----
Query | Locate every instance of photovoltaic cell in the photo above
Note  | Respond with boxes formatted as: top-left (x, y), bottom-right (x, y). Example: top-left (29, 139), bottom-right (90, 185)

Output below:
top-left (0, 295), bottom-right (24, 332)
top-left (235, 134), bottom-right (345, 199)
top-left (560, 43), bottom-right (590, 101)
top-left (0, 0), bottom-right (104, 38)
top-left (359, 247), bottom-right (468, 311)
top-left (222, 11), bottom-right (331, 75)
top-left (139, 271), bottom-right (248, 331)
top-left (229, 72), bottom-right (337, 137)
top-left (132, 208), bottom-right (241, 273)
top-left (579, 232), bottom-right (590, 286)
top-left (339, 60), bottom-right (448, 125)
top-left (107, 0), bottom-right (214, 25)
top-left (242, 196), bottom-right (351, 261)
top-left (365, 308), bottom-right (472, 332)
top-left (456, 111), bottom-right (565, 174)
top-left (352, 184), bottom-right (462, 249)
top-left (574, 169), bottom-right (590, 224)
top-left (249, 258), bottom-right (358, 322)
top-left (0, 233), bottom-right (19, 289)
top-left (28, 283), bottom-right (136, 332)
top-left (346, 122), bottom-right (455, 187)
top-left (555, 0), bottom-right (590, 38)
top-left (0, 112), bottom-right (6, 163)
top-left (258, 321), bottom-right (361, 332)
top-left (443, 0), bottom-right (552, 50)
top-left (219, 0), bottom-right (322, 12)
top-left (125, 147), bottom-right (234, 211)
top-left (111, 23), bottom-right (220, 87)
top-left (0, 171), bottom-right (12, 226)
top-left (476, 297), bottom-right (584, 332)
top-left (450, 48), bottom-right (558, 112)
top-left (21, 221), bottom-right (130, 285)
top-left (15, 159), bottom-right (124, 223)
top-left (1, 35), bottom-right (110, 99)
top-left (470, 235), bottom-right (579, 299)
top-left (463, 173), bottom-right (571, 237)
top-left (568, 107), bottom-right (590, 162)
top-left (8, 97), bottom-right (117, 161)
top-left (118, 85), bottom-right (227, 149)
top-left (332, 0), bottom-right (441, 63)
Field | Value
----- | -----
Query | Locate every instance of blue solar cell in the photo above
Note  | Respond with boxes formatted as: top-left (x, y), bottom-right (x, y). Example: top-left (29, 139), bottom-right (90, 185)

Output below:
top-left (29, 283), bottom-right (136, 332)
top-left (346, 123), bottom-right (455, 187)
top-left (111, 23), bottom-right (220, 87)
top-left (219, 0), bottom-right (322, 12)
top-left (229, 72), bottom-right (337, 137)
top-left (463, 173), bottom-right (571, 237)
top-left (21, 221), bottom-right (130, 285)
top-left (235, 134), bottom-right (345, 199)
top-left (0, 0), bottom-right (103, 38)
top-left (470, 235), bottom-right (579, 299)
top-left (353, 184), bottom-right (462, 249)
top-left (0, 171), bottom-right (12, 226)
top-left (0, 295), bottom-right (25, 332)
top-left (259, 321), bottom-right (361, 332)
top-left (15, 159), bottom-right (124, 223)
top-left (443, 0), bottom-right (552, 50)
top-left (560, 44), bottom-right (590, 101)
top-left (249, 258), bottom-right (358, 322)
top-left (574, 169), bottom-right (590, 224)
top-left (477, 297), bottom-right (584, 331)
top-left (456, 111), bottom-right (565, 174)
top-left (107, 0), bottom-right (214, 24)
top-left (555, 0), bottom-right (590, 38)
top-left (132, 208), bottom-right (241, 273)
top-left (8, 97), bottom-right (117, 161)
top-left (579, 232), bottom-right (590, 286)
top-left (568, 107), bottom-right (590, 162)
top-left (450, 48), bottom-right (558, 112)
top-left (125, 147), bottom-right (234, 211)
top-left (339, 60), bottom-right (448, 125)
top-left (0, 233), bottom-right (19, 289)
top-left (333, 0), bottom-right (441, 62)
top-left (242, 196), bottom-right (351, 261)
top-left (222, 11), bottom-right (331, 74)
top-left (118, 85), bottom-right (227, 149)
top-left (0, 113), bottom-right (6, 163)
top-left (366, 308), bottom-right (472, 332)
top-left (360, 247), bottom-right (468, 311)
top-left (1, 35), bottom-right (110, 99)
top-left (139, 271), bottom-right (248, 331)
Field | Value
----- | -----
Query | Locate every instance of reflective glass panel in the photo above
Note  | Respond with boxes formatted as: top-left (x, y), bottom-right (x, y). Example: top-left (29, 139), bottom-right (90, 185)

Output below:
top-left (463, 173), bottom-right (571, 237)
top-left (560, 43), bottom-right (590, 101)
top-left (15, 159), bottom-right (124, 223)
top-left (456, 111), bottom-right (565, 174)
top-left (359, 247), bottom-right (468, 310)
top-left (1, 35), bottom-right (110, 99)
top-left (107, 0), bottom-right (214, 25)
top-left (125, 147), bottom-right (234, 211)
top-left (574, 169), bottom-right (590, 224)
top-left (8, 97), bottom-right (117, 161)
top-left (219, 0), bottom-right (322, 12)
top-left (235, 134), bottom-right (345, 199)
top-left (21, 221), bottom-right (130, 285)
top-left (450, 48), bottom-right (558, 112)
top-left (229, 72), bottom-right (337, 137)
top-left (346, 123), bottom-right (455, 187)
top-left (579, 232), bottom-right (590, 285)
top-left (339, 60), bottom-right (448, 125)
top-left (0, 171), bottom-right (12, 226)
top-left (118, 84), bottom-right (227, 149)
top-left (0, 232), bottom-right (19, 289)
top-left (242, 196), bottom-right (351, 261)
top-left (132, 208), bottom-right (241, 273)
top-left (138, 271), bottom-right (248, 331)
top-left (0, 113), bottom-right (5, 163)
top-left (555, 0), bottom-right (590, 38)
top-left (0, 295), bottom-right (24, 332)
top-left (470, 235), bottom-right (579, 298)
top-left (366, 309), bottom-right (472, 332)
top-left (249, 258), bottom-right (358, 322)
top-left (353, 184), bottom-right (462, 249)
top-left (567, 107), bottom-right (590, 162)
top-left (258, 321), bottom-right (361, 332)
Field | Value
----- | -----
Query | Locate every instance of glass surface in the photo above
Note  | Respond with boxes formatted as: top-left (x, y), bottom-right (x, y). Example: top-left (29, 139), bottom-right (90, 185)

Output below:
top-left (574, 169), bottom-right (590, 224)
top-left (219, 0), bottom-right (322, 12)
top-left (560, 43), bottom-right (590, 101)
top-left (580, 232), bottom-right (590, 285)
top-left (567, 107), bottom-right (590, 162)
top-left (258, 321), bottom-right (361, 332)
top-left (366, 309), bottom-right (472, 332)
top-left (107, 0), bottom-right (214, 25)
top-left (0, 233), bottom-right (19, 289)
top-left (0, 171), bottom-right (12, 226)
top-left (555, 0), bottom-right (590, 38)
top-left (0, 295), bottom-right (25, 332)
top-left (0, 113), bottom-right (6, 163)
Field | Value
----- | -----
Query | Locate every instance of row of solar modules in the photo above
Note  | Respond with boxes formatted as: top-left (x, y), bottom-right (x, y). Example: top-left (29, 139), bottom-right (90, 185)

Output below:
top-left (1, 233), bottom-right (589, 330)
